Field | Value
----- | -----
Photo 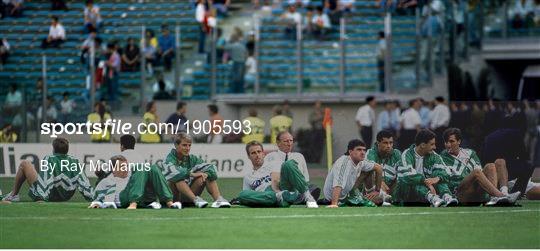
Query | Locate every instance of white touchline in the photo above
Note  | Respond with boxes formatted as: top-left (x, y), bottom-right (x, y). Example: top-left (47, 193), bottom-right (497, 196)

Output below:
top-left (0, 209), bottom-right (539, 222)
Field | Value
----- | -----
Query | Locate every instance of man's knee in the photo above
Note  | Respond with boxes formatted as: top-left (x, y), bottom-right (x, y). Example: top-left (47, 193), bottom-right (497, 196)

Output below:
top-left (192, 176), bottom-right (207, 187)
top-left (483, 163), bottom-right (496, 174)
top-left (472, 168), bottom-right (483, 179)
top-left (494, 158), bottom-right (506, 166)
top-left (20, 160), bottom-right (33, 170)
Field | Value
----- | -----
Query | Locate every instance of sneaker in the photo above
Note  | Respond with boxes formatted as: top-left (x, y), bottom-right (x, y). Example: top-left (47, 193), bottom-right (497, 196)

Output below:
top-left (442, 194), bottom-right (459, 207)
top-left (430, 195), bottom-right (444, 208)
top-left (304, 191), bottom-right (319, 208)
top-left (381, 201), bottom-right (392, 207)
top-left (194, 196), bottom-right (208, 208)
top-left (147, 202), bottom-right (162, 209)
top-left (485, 196), bottom-right (505, 206)
top-left (229, 197), bottom-right (241, 205)
top-left (2, 192), bottom-right (19, 202)
top-left (170, 202), bottom-right (182, 209)
top-left (102, 202), bottom-right (118, 209)
top-left (211, 197), bottom-right (231, 208)
top-left (505, 191), bottom-right (521, 204)
top-left (379, 190), bottom-right (393, 204)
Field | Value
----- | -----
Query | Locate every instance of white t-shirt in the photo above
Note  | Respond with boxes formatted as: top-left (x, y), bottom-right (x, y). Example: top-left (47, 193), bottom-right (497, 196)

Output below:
top-left (84, 5), bottom-right (102, 23)
top-left (283, 11), bottom-right (302, 25)
top-left (401, 108), bottom-right (421, 130)
top-left (195, 3), bottom-right (205, 23)
top-left (430, 103), bottom-right (450, 129)
top-left (49, 24), bottom-right (66, 40)
top-left (264, 150), bottom-right (310, 182)
top-left (242, 161), bottom-right (280, 192)
top-left (312, 13), bottom-right (331, 28)
top-left (355, 104), bottom-right (375, 127)
top-left (323, 155), bottom-right (375, 200)
top-left (245, 56), bottom-right (257, 75)
top-left (60, 99), bottom-right (74, 114)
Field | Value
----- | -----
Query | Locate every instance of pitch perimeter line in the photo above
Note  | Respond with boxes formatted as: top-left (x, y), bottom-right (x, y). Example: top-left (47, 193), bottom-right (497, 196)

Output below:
top-left (1, 209), bottom-right (539, 222)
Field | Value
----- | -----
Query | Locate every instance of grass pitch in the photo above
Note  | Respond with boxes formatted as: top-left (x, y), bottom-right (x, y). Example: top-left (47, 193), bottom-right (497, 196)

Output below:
top-left (1, 177), bottom-right (539, 248)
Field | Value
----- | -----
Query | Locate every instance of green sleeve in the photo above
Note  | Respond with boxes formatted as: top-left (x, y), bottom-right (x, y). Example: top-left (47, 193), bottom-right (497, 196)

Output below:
top-left (190, 155), bottom-right (205, 166)
top-left (430, 155), bottom-right (451, 183)
top-left (471, 150), bottom-right (483, 170)
top-left (397, 152), bottom-right (425, 185)
top-left (76, 163), bottom-right (95, 202)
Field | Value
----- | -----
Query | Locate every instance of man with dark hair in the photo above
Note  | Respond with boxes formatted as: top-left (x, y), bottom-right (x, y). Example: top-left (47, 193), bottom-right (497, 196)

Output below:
top-left (399, 98), bottom-right (421, 151)
top-left (3, 138), bottom-right (94, 202)
top-left (95, 134), bottom-right (141, 185)
top-left (393, 129), bottom-right (458, 207)
top-left (242, 108), bottom-right (265, 144)
top-left (41, 16), bottom-right (66, 49)
top-left (365, 130), bottom-right (401, 204)
top-left (323, 139), bottom-right (378, 208)
top-left (440, 128), bottom-right (521, 205)
top-left (235, 141), bottom-right (308, 207)
top-left (355, 96), bottom-right (376, 148)
top-left (90, 155), bottom-right (181, 210)
top-left (157, 25), bottom-right (175, 71)
top-left (430, 96), bottom-right (450, 153)
top-left (482, 115), bottom-right (535, 196)
top-left (165, 101), bottom-right (188, 133)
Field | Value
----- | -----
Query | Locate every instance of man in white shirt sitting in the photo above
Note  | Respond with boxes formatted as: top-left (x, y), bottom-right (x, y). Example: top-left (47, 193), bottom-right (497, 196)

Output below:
top-left (264, 131), bottom-right (321, 205)
top-left (41, 16), bottom-right (66, 49)
top-left (281, 4), bottom-right (302, 40)
top-left (312, 6), bottom-right (331, 40)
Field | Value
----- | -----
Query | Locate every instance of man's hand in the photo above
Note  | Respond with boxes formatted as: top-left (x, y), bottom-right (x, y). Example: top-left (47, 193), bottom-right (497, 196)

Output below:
top-left (193, 172), bottom-right (208, 182)
top-left (424, 177), bottom-right (440, 186)
top-left (426, 184), bottom-right (436, 195)
top-left (127, 202), bottom-right (137, 209)
top-left (381, 181), bottom-right (390, 193)
top-left (365, 191), bottom-right (380, 201)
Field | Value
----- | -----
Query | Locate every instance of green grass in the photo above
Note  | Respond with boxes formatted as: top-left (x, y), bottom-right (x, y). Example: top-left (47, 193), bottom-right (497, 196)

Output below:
top-left (1, 177), bottom-right (540, 248)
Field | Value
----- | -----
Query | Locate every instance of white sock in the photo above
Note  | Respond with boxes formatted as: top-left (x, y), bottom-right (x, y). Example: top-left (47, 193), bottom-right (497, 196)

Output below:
top-left (426, 193), bottom-right (435, 202)
top-left (304, 191), bottom-right (315, 202)
top-left (500, 186), bottom-right (508, 195)
top-left (442, 193), bottom-right (452, 201)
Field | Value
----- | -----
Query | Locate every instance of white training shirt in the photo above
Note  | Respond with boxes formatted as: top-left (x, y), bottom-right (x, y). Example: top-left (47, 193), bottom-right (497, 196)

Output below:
top-left (430, 103), bottom-right (450, 129)
top-left (264, 150), bottom-right (310, 182)
top-left (401, 108), bottom-right (421, 130)
top-left (355, 104), bottom-right (375, 127)
top-left (49, 24), bottom-right (66, 40)
top-left (323, 155), bottom-right (375, 200)
top-left (242, 161), bottom-right (280, 192)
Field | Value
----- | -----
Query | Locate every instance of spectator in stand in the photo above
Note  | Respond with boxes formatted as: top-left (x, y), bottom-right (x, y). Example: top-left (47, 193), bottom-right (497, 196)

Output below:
top-left (208, 104), bottom-right (224, 144)
top-left (269, 105), bottom-right (293, 144)
top-left (144, 29), bottom-right (158, 49)
top-left (59, 92), bottom-right (75, 124)
top-left (288, 0), bottom-right (310, 8)
top-left (104, 43), bottom-right (120, 107)
top-left (245, 31), bottom-right (255, 56)
top-left (242, 108), bottom-right (265, 144)
top-left (195, 0), bottom-right (207, 54)
top-left (324, 0), bottom-right (342, 25)
top-left (281, 4), bottom-right (302, 40)
top-left (376, 31), bottom-right (386, 92)
top-left (509, 0), bottom-right (535, 29)
top-left (121, 37), bottom-right (140, 72)
top-left (3, 0), bottom-right (24, 18)
top-left (0, 37), bottom-right (9, 70)
top-left (37, 96), bottom-right (58, 123)
top-left (0, 123), bottom-right (17, 143)
top-left (312, 6), bottom-right (331, 40)
top-left (430, 96), bottom-right (450, 153)
top-left (143, 37), bottom-right (157, 75)
top-left (79, 31), bottom-right (98, 66)
top-left (157, 25), bottom-right (175, 71)
top-left (216, 28), bottom-right (226, 63)
top-left (51, 0), bottom-right (68, 11)
top-left (244, 51), bottom-right (257, 86)
top-left (399, 98), bottom-right (421, 150)
top-left (83, 0), bottom-right (102, 33)
top-left (165, 101), bottom-right (188, 132)
top-left (3, 83), bottom-right (22, 117)
top-left (303, 7), bottom-right (315, 36)
top-left (153, 80), bottom-right (174, 100)
top-left (339, 0), bottom-right (356, 13)
top-left (213, 0), bottom-right (230, 17)
top-left (41, 16), bottom-right (66, 49)
top-left (225, 34), bottom-right (247, 93)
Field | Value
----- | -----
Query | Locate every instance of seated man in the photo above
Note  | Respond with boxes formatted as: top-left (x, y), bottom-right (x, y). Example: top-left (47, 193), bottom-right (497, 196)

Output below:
top-left (393, 129), bottom-right (458, 207)
top-left (236, 141), bottom-right (314, 208)
top-left (323, 139), bottom-right (380, 208)
top-left (264, 131), bottom-right (321, 204)
top-left (161, 133), bottom-right (230, 208)
top-left (2, 137), bottom-right (93, 202)
top-left (440, 128), bottom-right (521, 205)
top-left (90, 155), bottom-right (181, 210)
top-left (365, 130), bottom-right (402, 205)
